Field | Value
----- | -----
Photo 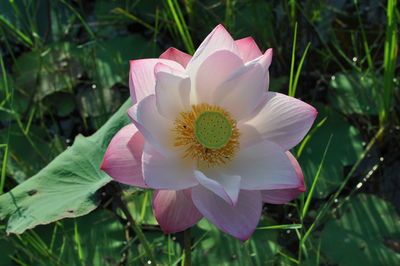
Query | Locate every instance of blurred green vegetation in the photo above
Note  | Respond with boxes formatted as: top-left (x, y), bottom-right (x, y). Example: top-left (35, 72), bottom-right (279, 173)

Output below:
top-left (0, 0), bottom-right (399, 265)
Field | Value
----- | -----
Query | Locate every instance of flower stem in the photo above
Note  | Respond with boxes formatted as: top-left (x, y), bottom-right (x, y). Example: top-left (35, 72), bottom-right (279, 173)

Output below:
top-left (113, 188), bottom-right (156, 264)
top-left (183, 228), bottom-right (192, 266)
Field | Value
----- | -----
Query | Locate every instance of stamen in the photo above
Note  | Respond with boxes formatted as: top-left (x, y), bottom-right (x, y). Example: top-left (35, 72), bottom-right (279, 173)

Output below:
top-left (173, 104), bottom-right (239, 167)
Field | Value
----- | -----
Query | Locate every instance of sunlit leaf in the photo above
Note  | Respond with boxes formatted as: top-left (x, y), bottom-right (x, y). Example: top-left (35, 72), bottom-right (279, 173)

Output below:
top-left (329, 72), bottom-right (379, 115)
top-left (299, 104), bottom-right (364, 198)
top-left (318, 194), bottom-right (400, 265)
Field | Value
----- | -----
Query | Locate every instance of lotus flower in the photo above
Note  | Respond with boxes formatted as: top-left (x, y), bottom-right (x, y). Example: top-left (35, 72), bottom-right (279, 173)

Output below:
top-left (101, 25), bottom-right (317, 241)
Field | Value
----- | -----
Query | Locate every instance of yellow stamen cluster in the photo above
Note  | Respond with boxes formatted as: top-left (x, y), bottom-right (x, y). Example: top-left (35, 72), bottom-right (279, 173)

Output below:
top-left (173, 104), bottom-right (240, 166)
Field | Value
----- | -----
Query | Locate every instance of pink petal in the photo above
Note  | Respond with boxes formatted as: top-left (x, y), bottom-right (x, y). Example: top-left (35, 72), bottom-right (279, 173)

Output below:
top-left (194, 50), bottom-right (243, 103)
top-left (247, 48), bottom-right (273, 91)
top-left (256, 48), bottom-right (273, 69)
top-left (228, 140), bottom-right (302, 190)
top-left (239, 92), bottom-right (317, 150)
top-left (212, 59), bottom-right (266, 120)
top-left (129, 59), bottom-right (184, 104)
top-left (235, 37), bottom-right (263, 63)
top-left (261, 152), bottom-right (306, 204)
top-left (286, 151), bottom-right (304, 182)
top-left (187, 24), bottom-right (239, 74)
top-left (127, 95), bottom-right (173, 155)
top-left (262, 49), bottom-right (273, 88)
top-left (159, 47), bottom-right (192, 68)
top-left (192, 186), bottom-right (262, 241)
top-left (142, 142), bottom-right (198, 190)
top-left (101, 124), bottom-right (148, 188)
top-left (154, 63), bottom-right (191, 119)
top-left (194, 170), bottom-right (241, 206)
top-left (153, 189), bottom-right (203, 233)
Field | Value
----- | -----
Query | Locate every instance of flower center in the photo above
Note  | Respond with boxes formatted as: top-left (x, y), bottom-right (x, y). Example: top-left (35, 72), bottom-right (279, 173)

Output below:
top-left (194, 111), bottom-right (232, 149)
top-left (173, 104), bottom-right (240, 166)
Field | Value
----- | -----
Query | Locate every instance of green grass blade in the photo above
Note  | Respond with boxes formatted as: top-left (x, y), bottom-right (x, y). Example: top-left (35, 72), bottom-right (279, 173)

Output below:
top-left (278, 250), bottom-right (299, 264)
top-left (111, 8), bottom-right (155, 32)
top-left (296, 116), bottom-right (327, 158)
top-left (73, 219), bottom-right (84, 264)
top-left (0, 16), bottom-right (33, 47)
top-left (59, 0), bottom-right (95, 40)
top-left (257, 224), bottom-right (302, 230)
top-left (289, 0), bottom-right (296, 24)
top-left (224, 0), bottom-right (234, 28)
top-left (301, 127), bottom-right (383, 249)
top-left (354, 0), bottom-right (373, 69)
top-left (10, 255), bottom-right (29, 266)
top-left (173, 0), bottom-right (194, 52)
top-left (301, 135), bottom-right (332, 219)
top-left (292, 42), bottom-right (311, 95)
top-left (139, 190), bottom-right (149, 222)
top-left (0, 56), bottom-right (10, 194)
top-left (380, 0), bottom-right (398, 126)
top-left (165, 0), bottom-right (195, 54)
top-left (288, 22), bottom-right (298, 97)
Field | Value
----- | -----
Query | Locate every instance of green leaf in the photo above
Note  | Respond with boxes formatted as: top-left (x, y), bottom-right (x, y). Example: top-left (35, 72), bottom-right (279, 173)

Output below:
top-left (88, 99), bottom-right (131, 151)
top-left (0, 99), bottom-right (132, 234)
top-left (77, 85), bottom-right (124, 119)
top-left (328, 72), bottom-right (379, 115)
top-left (0, 135), bottom-right (110, 234)
top-left (318, 194), bottom-right (400, 265)
top-left (299, 104), bottom-right (364, 198)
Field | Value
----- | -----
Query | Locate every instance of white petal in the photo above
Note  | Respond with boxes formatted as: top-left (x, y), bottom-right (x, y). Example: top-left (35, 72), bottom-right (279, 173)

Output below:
top-left (192, 50), bottom-right (243, 104)
top-left (213, 62), bottom-right (266, 120)
top-left (239, 92), bottom-right (317, 150)
top-left (142, 143), bottom-right (198, 190)
top-left (261, 152), bottom-right (306, 204)
top-left (245, 48), bottom-right (273, 91)
top-left (194, 170), bottom-right (241, 205)
top-left (127, 95), bottom-right (173, 155)
top-left (154, 63), bottom-right (191, 119)
top-left (129, 59), bottom-right (184, 104)
top-left (228, 140), bottom-right (302, 190)
top-left (186, 25), bottom-right (240, 78)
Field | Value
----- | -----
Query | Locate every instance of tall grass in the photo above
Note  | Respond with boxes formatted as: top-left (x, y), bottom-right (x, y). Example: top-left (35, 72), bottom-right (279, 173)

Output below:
top-left (165, 0), bottom-right (195, 54)
top-left (0, 56), bottom-right (10, 194)
top-left (288, 22), bottom-right (311, 97)
top-left (380, 0), bottom-right (398, 127)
